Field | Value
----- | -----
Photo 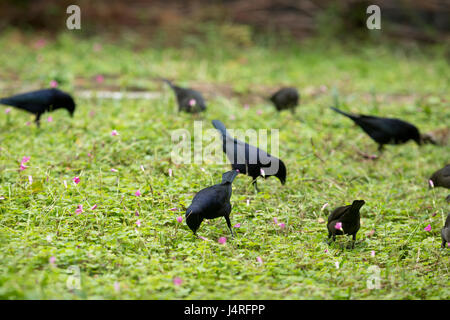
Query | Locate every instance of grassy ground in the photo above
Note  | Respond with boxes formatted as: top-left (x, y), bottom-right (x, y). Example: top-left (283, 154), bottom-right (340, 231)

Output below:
top-left (0, 30), bottom-right (449, 299)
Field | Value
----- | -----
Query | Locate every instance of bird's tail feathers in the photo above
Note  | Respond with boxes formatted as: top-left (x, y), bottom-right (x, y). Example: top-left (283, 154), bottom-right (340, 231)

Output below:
top-left (330, 106), bottom-right (357, 120)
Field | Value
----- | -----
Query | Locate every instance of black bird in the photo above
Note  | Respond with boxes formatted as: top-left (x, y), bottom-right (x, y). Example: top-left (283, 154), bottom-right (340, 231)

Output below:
top-left (163, 79), bottom-right (206, 113)
top-left (429, 164), bottom-right (450, 202)
top-left (0, 88), bottom-right (76, 126)
top-left (269, 87), bottom-right (299, 114)
top-left (185, 170), bottom-right (239, 236)
top-left (212, 119), bottom-right (286, 192)
top-left (327, 200), bottom-right (365, 248)
top-left (330, 107), bottom-right (423, 151)
top-left (441, 213), bottom-right (450, 248)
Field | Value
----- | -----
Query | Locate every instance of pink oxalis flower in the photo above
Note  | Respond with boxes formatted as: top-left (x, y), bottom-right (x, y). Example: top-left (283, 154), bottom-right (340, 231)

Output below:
top-left (49, 256), bottom-right (56, 266)
top-left (75, 205), bottom-right (83, 214)
top-left (72, 176), bottom-right (80, 185)
top-left (19, 163), bottom-right (28, 171)
top-left (95, 75), bottom-right (104, 84)
top-left (278, 223), bottom-right (286, 229)
top-left (135, 190), bottom-right (142, 197)
top-left (256, 256), bottom-right (263, 264)
top-left (111, 129), bottom-right (119, 136)
top-left (136, 220), bottom-right (141, 227)
top-left (111, 168), bottom-right (118, 172)
top-left (5, 108), bottom-right (11, 114)
top-left (28, 176), bottom-right (33, 184)
top-left (234, 223), bottom-right (241, 228)
top-left (50, 80), bottom-right (58, 88)
top-left (176, 216), bottom-right (183, 223)
top-left (168, 168), bottom-right (173, 177)
top-left (424, 224), bottom-right (431, 232)
top-left (173, 277), bottom-right (182, 286)
top-left (371, 250), bottom-right (376, 257)
top-left (321, 203), bottom-right (329, 211)
top-left (218, 237), bottom-right (227, 244)
top-left (21, 156), bottom-right (30, 164)
top-left (428, 179), bottom-right (434, 188)
top-left (335, 222), bottom-right (343, 230)
top-left (47, 116), bottom-right (53, 122)
top-left (273, 217), bottom-right (278, 224)
top-left (91, 204), bottom-right (97, 210)
top-left (189, 99), bottom-right (196, 107)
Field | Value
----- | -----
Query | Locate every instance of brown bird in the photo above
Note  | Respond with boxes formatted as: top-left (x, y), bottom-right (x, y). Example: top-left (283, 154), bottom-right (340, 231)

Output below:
top-left (429, 164), bottom-right (450, 202)
top-left (327, 200), bottom-right (365, 248)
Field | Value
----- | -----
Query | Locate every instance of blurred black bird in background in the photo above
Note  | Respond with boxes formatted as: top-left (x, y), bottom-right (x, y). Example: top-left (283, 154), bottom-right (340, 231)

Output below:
top-left (441, 213), bottom-right (450, 248)
top-left (429, 164), bottom-right (450, 202)
top-left (212, 119), bottom-right (286, 192)
top-left (185, 170), bottom-right (239, 237)
top-left (0, 88), bottom-right (76, 126)
top-left (330, 107), bottom-right (426, 151)
top-left (327, 200), bottom-right (365, 248)
top-left (162, 79), bottom-right (206, 113)
top-left (269, 87), bottom-right (299, 114)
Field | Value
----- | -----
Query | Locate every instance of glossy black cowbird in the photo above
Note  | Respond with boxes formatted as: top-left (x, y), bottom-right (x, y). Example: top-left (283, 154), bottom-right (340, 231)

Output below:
top-left (441, 213), bottom-right (450, 248)
top-left (185, 170), bottom-right (239, 236)
top-left (330, 107), bottom-right (424, 151)
top-left (212, 119), bottom-right (286, 192)
top-left (327, 200), bottom-right (365, 248)
top-left (429, 164), bottom-right (450, 202)
top-left (163, 79), bottom-right (206, 113)
top-left (269, 87), bottom-right (299, 114)
top-left (0, 88), bottom-right (76, 126)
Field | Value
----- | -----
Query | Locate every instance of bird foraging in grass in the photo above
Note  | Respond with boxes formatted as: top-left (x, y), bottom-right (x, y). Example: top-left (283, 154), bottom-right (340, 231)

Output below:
top-left (429, 164), bottom-right (450, 202)
top-left (330, 107), bottom-right (428, 152)
top-left (212, 119), bottom-right (286, 192)
top-left (185, 170), bottom-right (238, 237)
top-left (327, 200), bottom-right (365, 248)
top-left (269, 87), bottom-right (299, 114)
top-left (441, 213), bottom-right (450, 248)
top-left (0, 88), bottom-right (76, 126)
top-left (162, 79), bottom-right (206, 113)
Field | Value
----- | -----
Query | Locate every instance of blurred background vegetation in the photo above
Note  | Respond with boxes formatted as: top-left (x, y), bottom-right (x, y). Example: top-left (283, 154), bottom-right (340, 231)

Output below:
top-left (0, 0), bottom-right (449, 46)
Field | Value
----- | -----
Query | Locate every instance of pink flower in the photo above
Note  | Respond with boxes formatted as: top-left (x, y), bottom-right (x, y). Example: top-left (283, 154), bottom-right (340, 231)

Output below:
top-left (335, 261), bottom-right (340, 269)
top-left (49, 256), bottom-right (56, 266)
top-left (218, 237), bottom-right (227, 244)
top-left (173, 277), bottom-right (183, 286)
top-left (28, 175), bottom-right (33, 184)
top-left (72, 176), bottom-right (80, 185)
top-left (371, 250), bottom-right (376, 257)
top-left (47, 116), bottom-right (53, 122)
top-left (63, 180), bottom-right (67, 188)
top-left (89, 110), bottom-right (95, 117)
top-left (335, 222), bottom-right (343, 230)
top-left (321, 203), bottom-right (329, 211)
top-left (428, 179), bottom-right (434, 188)
top-left (278, 223), bottom-right (286, 229)
top-left (189, 99), bottom-right (196, 107)
top-left (136, 220), bottom-right (141, 227)
top-left (169, 207), bottom-right (177, 211)
top-left (324, 249), bottom-right (328, 253)
top-left (5, 108), bottom-right (11, 114)
top-left (21, 156), bottom-right (30, 164)
top-left (19, 163), bottom-right (27, 171)
top-left (244, 104), bottom-right (250, 110)
top-left (198, 235), bottom-right (208, 241)
top-left (114, 282), bottom-right (120, 293)
top-left (111, 130), bottom-right (119, 136)
top-left (91, 204), bottom-right (97, 210)
top-left (135, 190), bottom-right (141, 197)
top-left (34, 39), bottom-right (47, 49)
top-left (424, 224), bottom-right (431, 232)
top-left (168, 168), bottom-right (173, 177)
top-left (273, 217), bottom-right (278, 224)
top-left (256, 256), bottom-right (263, 264)
top-left (50, 80), bottom-right (58, 88)
top-left (110, 168), bottom-right (118, 172)
top-left (234, 223), bottom-right (241, 228)
top-left (260, 168), bottom-right (265, 177)
top-left (201, 167), bottom-right (206, 172)
top-left (140, 165), bottom-right (145, 172)
top-left (176, 216), bottom-right (183, 223)
top-left (75, 204), bottom-right (83, 214)
top-left (257, 109), bottom-right (263, 115)
top-left (26, 121), bottom-right (31, 126)
top-left (95, 75), bottom-right (104, 84)
top-left (135, 210), bottom-right (139, 216)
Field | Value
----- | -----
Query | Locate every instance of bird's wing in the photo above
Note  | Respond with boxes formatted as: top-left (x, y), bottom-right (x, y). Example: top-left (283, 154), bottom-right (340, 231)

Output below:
top-left (191, 185), bottom-right (229, 212)
top-left (327, 206), bottom-right (349, 223)
top-left (0, 90), bottom-right (53, 113)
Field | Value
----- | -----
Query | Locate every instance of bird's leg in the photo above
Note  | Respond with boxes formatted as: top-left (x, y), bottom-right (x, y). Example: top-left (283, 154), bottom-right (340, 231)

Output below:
top-left (442, 240), bottom-right (447, 249)
top-left (225, 216), bottom-right (234, 238)
top-left (252, 179), bottom-right (260, 193)
top-left (352, 234), bottom-right (356, 249)
top-left (35, 113), bottom-right (42, 127)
